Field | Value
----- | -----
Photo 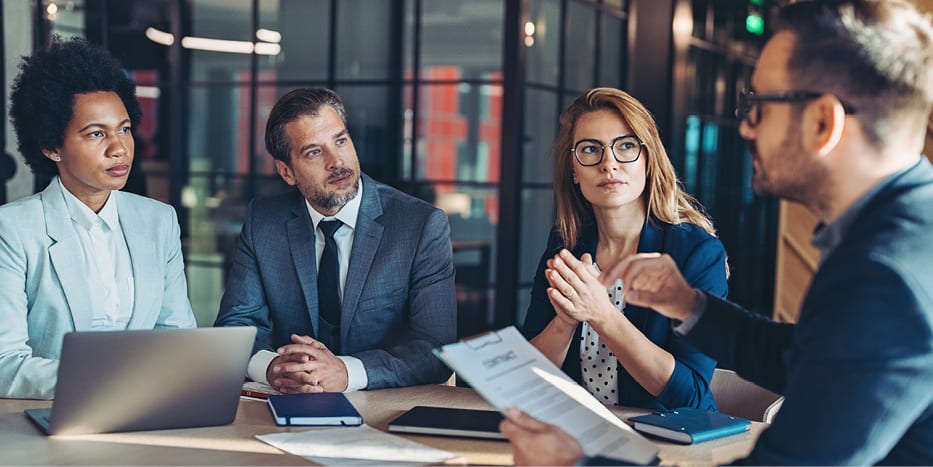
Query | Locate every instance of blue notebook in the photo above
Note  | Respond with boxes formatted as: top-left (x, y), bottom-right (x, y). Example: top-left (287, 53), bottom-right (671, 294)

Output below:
top-left (267, 393), bottom-right (363, 426)
top-left (628, 408), bottom-right (750, 444)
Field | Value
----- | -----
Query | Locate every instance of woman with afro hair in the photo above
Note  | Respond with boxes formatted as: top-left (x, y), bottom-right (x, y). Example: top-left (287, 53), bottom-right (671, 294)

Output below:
top-left (0, 37), bottom-right (195, 399)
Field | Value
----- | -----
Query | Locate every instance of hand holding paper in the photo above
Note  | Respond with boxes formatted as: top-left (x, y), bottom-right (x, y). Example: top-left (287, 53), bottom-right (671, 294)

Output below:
top-left (434, 326), bottom-right (658, 464)
top-left (500, 407), bottom-right (584, 466)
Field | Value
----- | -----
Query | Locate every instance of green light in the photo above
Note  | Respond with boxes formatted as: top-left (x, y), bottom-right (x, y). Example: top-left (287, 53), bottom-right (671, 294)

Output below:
top-left (746, 13), bottom-right (764, 36)
top-left (749, 0), bottom-right (763, 5)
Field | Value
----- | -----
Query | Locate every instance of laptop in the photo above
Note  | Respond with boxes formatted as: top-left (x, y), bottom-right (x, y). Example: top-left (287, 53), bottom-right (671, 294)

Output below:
top-left (25, 326), bottom-right (256, 436)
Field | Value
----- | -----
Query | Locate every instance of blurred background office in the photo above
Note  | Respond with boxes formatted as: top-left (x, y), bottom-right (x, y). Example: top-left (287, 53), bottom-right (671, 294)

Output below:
top-left (2, 0), bottom-right (865, 337)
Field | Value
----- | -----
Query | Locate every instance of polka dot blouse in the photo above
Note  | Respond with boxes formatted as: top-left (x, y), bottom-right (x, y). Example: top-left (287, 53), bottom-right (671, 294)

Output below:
top-left (580, 271), bottom-right (624, 405)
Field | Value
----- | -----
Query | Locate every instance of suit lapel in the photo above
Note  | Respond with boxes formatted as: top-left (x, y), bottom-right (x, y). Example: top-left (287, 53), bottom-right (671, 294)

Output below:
top-left (342, 175), bottom-right (384, 343)
top-left (630, 219), bottom-right (664, 328)
top-left (637, 219), bottom-right (663, 254)
top-left (119, 193), bottom-right (158, 329)
top-left (42, 180), bottom-right (94, 331)
top-left (586, 219), bottom-right (663, 333)
top-left (286, 193), bottom-right (321, 337)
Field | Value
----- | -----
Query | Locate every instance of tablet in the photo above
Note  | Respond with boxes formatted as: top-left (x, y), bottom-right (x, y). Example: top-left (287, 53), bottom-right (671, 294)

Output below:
top-left (387, 406), bottom-right (506, 440)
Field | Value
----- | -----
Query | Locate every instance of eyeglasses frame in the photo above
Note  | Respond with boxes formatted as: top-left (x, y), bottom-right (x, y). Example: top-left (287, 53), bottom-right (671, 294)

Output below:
top-left (571, 134), bottom-right (645, 167)
top-left (736, 89), bottom-right (858, 127)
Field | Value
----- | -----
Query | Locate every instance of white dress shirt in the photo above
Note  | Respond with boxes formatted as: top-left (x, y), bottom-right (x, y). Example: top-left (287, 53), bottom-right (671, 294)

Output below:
top-left (247, 179), bottom-right (369, 391)
top-left (58, 178), bottom-right (134, 329)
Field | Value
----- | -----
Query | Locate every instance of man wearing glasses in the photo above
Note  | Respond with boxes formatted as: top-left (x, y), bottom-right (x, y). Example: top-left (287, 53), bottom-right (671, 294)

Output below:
top-left (502, 1), bottom-right (933, 464)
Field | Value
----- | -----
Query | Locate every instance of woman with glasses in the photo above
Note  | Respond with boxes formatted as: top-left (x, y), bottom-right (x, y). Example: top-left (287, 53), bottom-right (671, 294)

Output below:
top-left (520, 88), bottom-right (727, 410)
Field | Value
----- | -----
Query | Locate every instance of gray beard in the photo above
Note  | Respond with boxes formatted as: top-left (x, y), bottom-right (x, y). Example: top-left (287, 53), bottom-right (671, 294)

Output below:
top-left (306, 175), bottom-right (359, 211)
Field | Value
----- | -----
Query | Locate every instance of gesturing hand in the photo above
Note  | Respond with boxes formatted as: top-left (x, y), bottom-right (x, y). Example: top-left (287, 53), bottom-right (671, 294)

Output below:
top-left (597, 252), bottom-right (699, 322)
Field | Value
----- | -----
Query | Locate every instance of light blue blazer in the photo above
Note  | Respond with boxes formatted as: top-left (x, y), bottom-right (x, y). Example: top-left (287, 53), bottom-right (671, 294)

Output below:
top-left (0, 178), bottom-right (196, 399)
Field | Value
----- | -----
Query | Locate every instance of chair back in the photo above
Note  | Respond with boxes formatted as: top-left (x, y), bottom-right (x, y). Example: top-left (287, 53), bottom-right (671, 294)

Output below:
top-left (710, 368), bottom-right (784, 423)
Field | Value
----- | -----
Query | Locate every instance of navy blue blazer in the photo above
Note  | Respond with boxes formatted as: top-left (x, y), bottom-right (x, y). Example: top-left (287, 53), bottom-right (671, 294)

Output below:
top-left (521, 219), bottom-right (728, 410)
top-left (214, 174), bottom-right (457, 389)
top-left (687, 158), bottom-right (933, 465)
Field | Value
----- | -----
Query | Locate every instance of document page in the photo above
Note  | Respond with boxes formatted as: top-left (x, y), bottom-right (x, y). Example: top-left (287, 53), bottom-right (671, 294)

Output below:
top-left (256, 424), bottom-right (457, 465)
top-left (435, 326), bottom-right (658, 464)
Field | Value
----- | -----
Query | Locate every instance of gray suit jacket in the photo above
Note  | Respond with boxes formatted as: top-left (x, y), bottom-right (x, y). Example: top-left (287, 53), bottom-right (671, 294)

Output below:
top-left (215, 174), bottom-right (456, 389)
top-left (0, 178), bottom-right (196, 400)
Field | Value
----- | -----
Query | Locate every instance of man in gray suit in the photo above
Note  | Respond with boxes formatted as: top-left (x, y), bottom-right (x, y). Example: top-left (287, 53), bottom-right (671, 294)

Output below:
top-left (215, 88), bottom-right (456, 393)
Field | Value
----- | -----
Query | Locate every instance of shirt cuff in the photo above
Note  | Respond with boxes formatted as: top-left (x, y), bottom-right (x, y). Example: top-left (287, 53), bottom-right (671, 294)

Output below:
top-left (247, 349), bottom-right (278, 384)
top-left (340, 356), bottom-right (368, 392)
top-left (672, 289), bottom-right (707, 336)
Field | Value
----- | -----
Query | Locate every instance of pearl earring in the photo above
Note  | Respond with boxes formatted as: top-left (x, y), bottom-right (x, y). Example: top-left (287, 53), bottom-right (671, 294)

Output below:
top-left (53, 156), bottom-right (61, 162)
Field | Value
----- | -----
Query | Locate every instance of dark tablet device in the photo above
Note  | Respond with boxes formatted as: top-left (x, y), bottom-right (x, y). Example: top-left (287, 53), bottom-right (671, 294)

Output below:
top-left (387, 406), bottom-right (506, 440)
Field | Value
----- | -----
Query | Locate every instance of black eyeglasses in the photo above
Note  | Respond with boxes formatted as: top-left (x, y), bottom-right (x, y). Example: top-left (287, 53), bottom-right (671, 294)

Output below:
top-left (572, 135), bottom-right (644, 167)
top-left (736, 89), bottom-right (857, 127)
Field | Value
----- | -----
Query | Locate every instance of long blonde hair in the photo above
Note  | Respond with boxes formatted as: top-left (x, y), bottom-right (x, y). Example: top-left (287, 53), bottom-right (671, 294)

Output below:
top-left (553, 87), bottom-right (717, 249)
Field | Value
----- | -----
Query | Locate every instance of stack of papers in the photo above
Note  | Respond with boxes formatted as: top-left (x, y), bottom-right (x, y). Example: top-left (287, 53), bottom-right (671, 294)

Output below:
top-left (256, 424), bottom-right (458, 466)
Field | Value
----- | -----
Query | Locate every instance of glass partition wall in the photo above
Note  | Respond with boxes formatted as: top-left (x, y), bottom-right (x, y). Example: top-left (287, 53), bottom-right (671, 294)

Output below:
top-left (671, 0), bottom-right (775, 315)
top-left (8, 0), bottom-right (777, 333)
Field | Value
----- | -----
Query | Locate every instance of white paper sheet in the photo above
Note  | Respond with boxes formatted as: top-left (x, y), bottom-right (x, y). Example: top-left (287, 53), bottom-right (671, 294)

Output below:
top-left (435, 326), bottom-right (659, 464)
top-left (256, 424), bottom-right (458, 465)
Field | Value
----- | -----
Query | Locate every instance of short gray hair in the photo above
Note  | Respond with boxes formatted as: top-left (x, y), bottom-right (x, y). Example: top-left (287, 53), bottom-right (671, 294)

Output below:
top-left (264, 88), bottom-right (348, 163)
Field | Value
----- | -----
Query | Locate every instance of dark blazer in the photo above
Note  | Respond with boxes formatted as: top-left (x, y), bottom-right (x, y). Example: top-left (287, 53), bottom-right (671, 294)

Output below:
top-left (687, 158), bottom-right (933, 465)
top-left (521, 219), bottom-right (728, 410)
top-left (215, 174), bottom-right (457, 389)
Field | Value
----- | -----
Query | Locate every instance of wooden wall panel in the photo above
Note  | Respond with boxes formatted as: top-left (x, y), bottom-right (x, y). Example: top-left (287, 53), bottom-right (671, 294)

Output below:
top-left (773, 201), bottom-right (819, 323)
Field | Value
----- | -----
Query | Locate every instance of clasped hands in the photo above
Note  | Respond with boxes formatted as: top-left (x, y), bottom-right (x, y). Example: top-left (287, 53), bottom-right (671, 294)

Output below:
top-left (546, 249), bottom-right (699, 323)
top-left (266, 333), bottom-right (349, 393)
top-left (502, 249), bottom-right (699, 465)
top-left (545, 251), bottom-right (613, 327)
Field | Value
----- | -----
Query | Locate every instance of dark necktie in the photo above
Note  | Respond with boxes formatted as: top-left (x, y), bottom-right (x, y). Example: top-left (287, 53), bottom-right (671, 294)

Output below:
top-left (317, 219), bottom-right (343, 352)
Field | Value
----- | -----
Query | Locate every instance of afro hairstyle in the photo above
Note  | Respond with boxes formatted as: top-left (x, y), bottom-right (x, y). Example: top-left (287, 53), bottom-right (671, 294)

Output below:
top-left (8, 36), bottom-right (141, 178)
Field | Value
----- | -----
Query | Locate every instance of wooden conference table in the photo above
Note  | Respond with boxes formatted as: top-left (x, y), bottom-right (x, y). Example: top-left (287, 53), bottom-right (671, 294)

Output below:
top-left (0, 385), bottom-right (765, 465)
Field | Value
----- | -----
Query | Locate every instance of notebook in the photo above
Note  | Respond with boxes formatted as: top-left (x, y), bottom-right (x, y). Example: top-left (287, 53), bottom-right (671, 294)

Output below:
top-left (267, 393), bottom-right (363, 426)
top-left (628, 408), bottom-right (751, 444)
top-left (387, 406), bottom-right (506, 440)
top-left (25, 326), bottom-right (256, 436)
